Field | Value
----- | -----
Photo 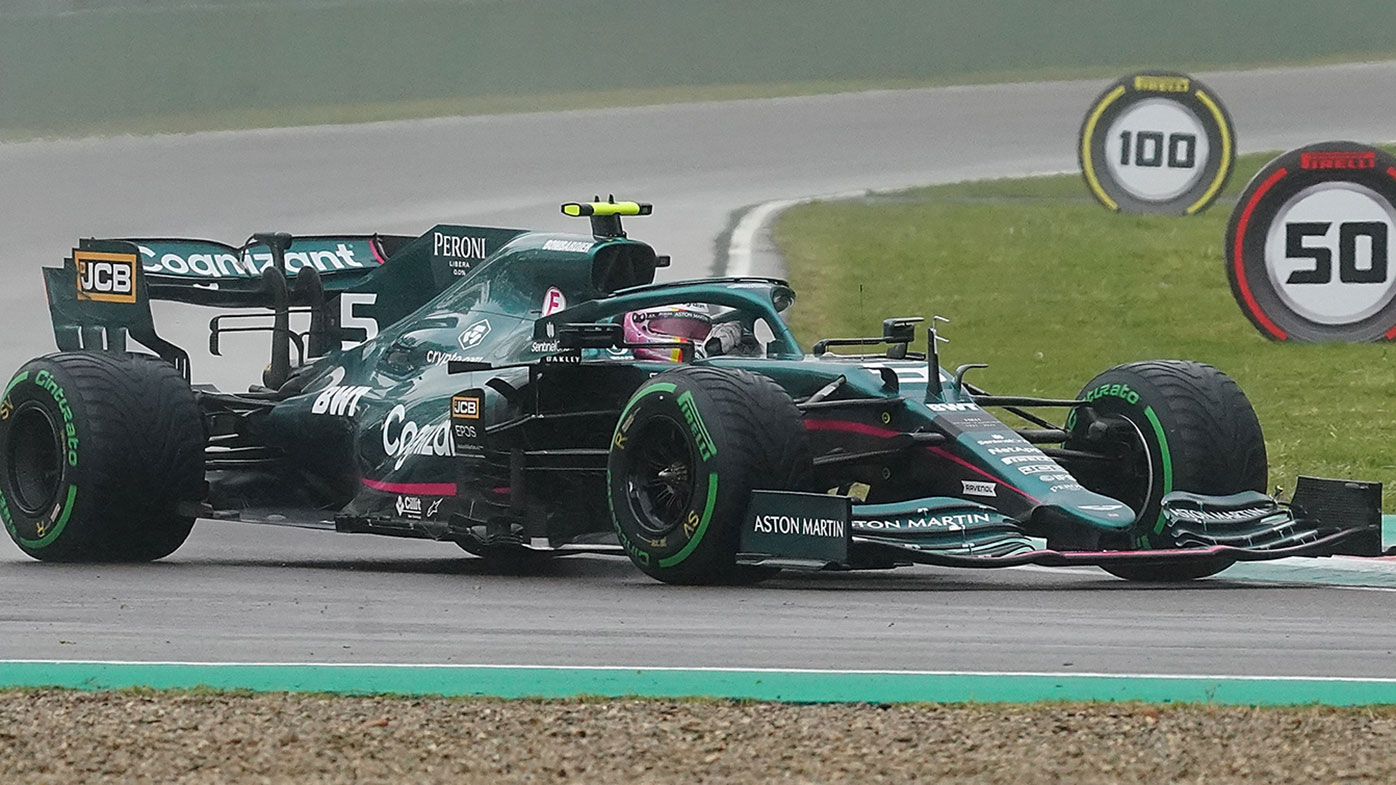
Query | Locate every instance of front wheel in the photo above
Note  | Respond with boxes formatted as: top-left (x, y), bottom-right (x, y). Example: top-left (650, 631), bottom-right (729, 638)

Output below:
top-left (1066, 361), bottom-right (1267, 582)
top-left (0, 352), bottom-right (205, 562)
top-left (607, 366), bottom-right (813, 584)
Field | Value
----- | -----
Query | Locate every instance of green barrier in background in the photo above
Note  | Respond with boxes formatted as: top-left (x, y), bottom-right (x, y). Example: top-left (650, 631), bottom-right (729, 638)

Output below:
top-left (4, 0), bottom-right (1396, 135)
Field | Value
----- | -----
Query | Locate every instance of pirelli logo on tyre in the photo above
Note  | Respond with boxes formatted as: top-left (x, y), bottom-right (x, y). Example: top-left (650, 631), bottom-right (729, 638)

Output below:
top-left (74, 250), bottom-right (138, 303)
top-left (1079, 71), bottom-right (1235, 216)
top-left (1225, 141), bottom-right (1396, 342)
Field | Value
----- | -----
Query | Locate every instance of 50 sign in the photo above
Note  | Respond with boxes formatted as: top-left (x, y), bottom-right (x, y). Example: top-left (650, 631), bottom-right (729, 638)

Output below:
top-left (1282, 221), bottom-right (1387, 286)
top-left (1079, 72), bottom-right (1234, 215)
top-left (1227, 142), bottom-right (1396, 341)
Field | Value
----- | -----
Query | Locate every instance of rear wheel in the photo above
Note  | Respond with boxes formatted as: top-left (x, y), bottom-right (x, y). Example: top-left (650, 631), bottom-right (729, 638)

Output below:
top-left (607, 366), bottom-right (813, 584)
top-left (0, 352), bottom-right (205, 562)
top-left (1066, 361), bottom-right (1266, 582)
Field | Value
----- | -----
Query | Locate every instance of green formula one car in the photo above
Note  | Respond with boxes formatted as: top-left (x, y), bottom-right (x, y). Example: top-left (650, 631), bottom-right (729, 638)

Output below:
top-left (0, 201), bottom-right (1384, 583)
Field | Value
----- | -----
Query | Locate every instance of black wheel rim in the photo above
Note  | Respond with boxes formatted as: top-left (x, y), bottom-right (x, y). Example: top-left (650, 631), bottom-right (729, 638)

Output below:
top-left (1071, 413), bottom-right (1155, 529)
top-left (7, 402), bottom-right (63, 516)
top-left (623, 415), bottom-right (698, 538)
top-left (1107, 416), bottom-right (1154, 527)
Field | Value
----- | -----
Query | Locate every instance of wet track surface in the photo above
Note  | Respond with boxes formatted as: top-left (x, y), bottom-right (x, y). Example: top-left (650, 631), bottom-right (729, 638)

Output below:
top-left (2, 522), bottom-right (1395, 676)
top-left (2, 62), bottom-right (1396, 676)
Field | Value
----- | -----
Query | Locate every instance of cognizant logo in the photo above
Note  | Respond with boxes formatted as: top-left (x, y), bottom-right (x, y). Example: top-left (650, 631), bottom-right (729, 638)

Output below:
top-left (138, 243), bottom-right (368, 278)
top-left (381, 405), bottom-right (455, 470)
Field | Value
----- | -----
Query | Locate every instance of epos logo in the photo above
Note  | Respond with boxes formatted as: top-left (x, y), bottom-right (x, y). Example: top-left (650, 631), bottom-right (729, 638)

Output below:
top-left (451, 395), bottom-right (481, 420)
top-left (75, 251), bottom-right (138, 303)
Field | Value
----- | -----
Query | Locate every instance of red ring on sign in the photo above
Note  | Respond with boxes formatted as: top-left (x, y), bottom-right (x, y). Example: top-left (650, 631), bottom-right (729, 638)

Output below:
top-left (1231, 168), bottom-right (1290, 340)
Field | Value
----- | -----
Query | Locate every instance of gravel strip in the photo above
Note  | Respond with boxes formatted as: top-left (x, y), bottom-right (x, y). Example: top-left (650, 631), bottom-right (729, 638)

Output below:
top-left (2, 691), bottom-right (1394, 784)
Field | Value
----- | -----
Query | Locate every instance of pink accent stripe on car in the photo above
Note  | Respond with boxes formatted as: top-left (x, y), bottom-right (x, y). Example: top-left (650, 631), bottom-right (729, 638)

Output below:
top-left (805, 418), bottom-right (1041, 505)
top-left (361, 478), bottom-right (456, 496)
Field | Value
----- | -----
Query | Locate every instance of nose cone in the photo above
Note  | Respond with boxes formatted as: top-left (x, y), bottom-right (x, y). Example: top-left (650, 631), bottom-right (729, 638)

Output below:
top-left (1029, 491), bottom-right (1137, 533)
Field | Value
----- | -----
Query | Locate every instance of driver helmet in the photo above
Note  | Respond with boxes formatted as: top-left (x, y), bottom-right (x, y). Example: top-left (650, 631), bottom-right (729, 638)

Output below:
top-left (622, 304), bottom-right (712, 361)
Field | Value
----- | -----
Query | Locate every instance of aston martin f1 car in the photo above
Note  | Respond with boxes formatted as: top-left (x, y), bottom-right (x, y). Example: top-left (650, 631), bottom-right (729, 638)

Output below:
top-left (0, 201), bottom-right (1384, 583)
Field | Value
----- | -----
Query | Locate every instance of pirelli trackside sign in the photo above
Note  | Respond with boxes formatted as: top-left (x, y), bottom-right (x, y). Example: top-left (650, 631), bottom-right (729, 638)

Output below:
top-left (1079, 72), bottom-right (1235, 216)
top-left (1225, 142), bottom-right (1396, 342)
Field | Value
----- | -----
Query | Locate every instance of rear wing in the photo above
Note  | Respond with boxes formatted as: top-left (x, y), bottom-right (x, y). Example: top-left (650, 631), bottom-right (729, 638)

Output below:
top-left (46, 226), bottom-right (526, 381)
top-left (110, 234), bottom-right (401, 306)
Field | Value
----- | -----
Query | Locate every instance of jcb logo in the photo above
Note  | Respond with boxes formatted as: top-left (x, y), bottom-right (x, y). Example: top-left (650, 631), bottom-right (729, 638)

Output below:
top-left (75, 251), bottom-right (137, 303)
top-left (451, 395), bottom-right (481, 420)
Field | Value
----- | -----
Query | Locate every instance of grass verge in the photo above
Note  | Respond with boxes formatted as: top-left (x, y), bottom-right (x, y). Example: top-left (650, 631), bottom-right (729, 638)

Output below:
top-left (774, 151), bottom-right (1396, 509)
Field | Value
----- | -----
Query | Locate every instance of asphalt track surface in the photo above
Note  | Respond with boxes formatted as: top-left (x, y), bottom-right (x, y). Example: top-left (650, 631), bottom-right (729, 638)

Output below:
top-left (3, 62), bottom-right (1396, 679)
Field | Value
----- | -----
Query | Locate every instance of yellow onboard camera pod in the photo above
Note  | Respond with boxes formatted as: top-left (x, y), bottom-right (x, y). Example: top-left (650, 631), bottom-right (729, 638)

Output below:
top-left (560, 201), bottom-right (653, 217)
top-left (561, 199), bottom-right (653, 238)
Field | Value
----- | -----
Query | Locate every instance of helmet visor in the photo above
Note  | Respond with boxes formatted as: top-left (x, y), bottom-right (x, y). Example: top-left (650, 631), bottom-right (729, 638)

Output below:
top-left (641, 314), bottom-right (711, 342)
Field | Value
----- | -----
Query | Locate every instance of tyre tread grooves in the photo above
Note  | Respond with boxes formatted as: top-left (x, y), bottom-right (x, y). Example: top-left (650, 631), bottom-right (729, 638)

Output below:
top-left (609, 365), bottom-right (813, 584)
top-left (2, 351), bottom-right (205, 561)
top-left (1071, 359), bottom-right (1266, 581)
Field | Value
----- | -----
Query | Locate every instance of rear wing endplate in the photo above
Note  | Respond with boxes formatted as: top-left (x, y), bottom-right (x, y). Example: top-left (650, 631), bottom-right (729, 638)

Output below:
top-left (46, 239), bottom-right (190, 376)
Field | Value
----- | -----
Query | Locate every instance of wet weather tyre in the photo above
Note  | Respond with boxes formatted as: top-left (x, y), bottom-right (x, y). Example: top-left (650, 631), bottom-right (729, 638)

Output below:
top-left (607, 366), bottom-right (814, 585)
top-left (0, 352), bottom-right (205, 562)
top-left (1067, 361), bottom-right (1266, 582)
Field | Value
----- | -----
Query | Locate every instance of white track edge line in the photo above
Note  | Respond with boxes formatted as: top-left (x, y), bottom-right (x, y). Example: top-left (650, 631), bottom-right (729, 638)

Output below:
top-left (724, 171), bottom-right (1076, 277)
top-left (2, 660), bottom-right (1394, 683)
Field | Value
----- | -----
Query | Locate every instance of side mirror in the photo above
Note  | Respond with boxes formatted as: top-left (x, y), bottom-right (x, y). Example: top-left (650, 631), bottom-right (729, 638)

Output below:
top-left (883, 316), bottom-right (922, 359)
top-left (556, 322), bottom-right (624, 350)
top-left (882, 316), bottom-right (922, 343)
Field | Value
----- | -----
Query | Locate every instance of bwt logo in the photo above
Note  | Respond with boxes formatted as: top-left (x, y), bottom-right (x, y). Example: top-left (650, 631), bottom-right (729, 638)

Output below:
top-left (75, 252), bottom-right (137, 303)
top-left (926, 402), bottom-right (980, 413)
top-left (451, 395), bottom-right (481, 420)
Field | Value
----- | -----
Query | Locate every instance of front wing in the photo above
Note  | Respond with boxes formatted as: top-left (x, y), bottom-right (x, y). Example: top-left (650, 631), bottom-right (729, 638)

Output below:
top-left (737, 477), bottom-right (1385, 572)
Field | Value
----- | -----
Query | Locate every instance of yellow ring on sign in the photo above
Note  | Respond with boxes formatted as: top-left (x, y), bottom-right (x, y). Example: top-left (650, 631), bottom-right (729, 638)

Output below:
top-left (1081, 85), bottom-right (1127, 211)
top-left (1185, 88), bottom-right (1233, 215)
